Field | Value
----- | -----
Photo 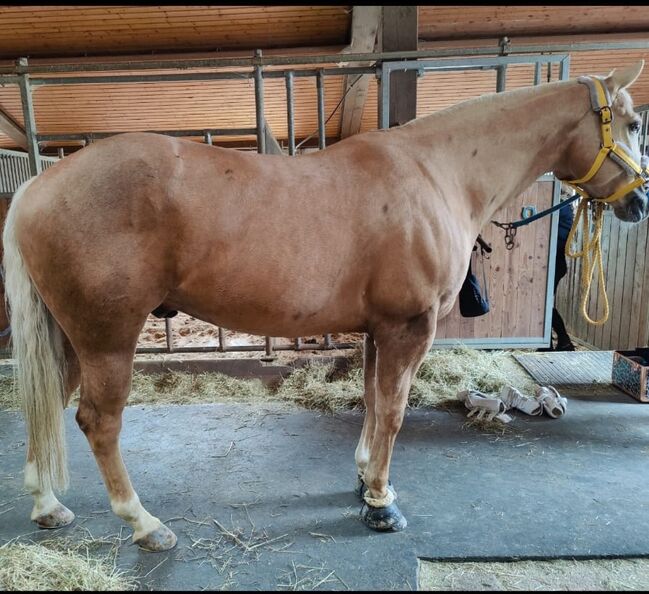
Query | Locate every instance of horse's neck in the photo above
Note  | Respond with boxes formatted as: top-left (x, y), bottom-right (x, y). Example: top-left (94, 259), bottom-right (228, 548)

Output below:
top-left (401, 80), bottom-right (584, 231)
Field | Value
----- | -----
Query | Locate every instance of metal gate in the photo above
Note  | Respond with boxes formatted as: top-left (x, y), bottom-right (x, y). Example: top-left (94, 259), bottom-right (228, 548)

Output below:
top-left (0, 50), bottom-right (571, 355)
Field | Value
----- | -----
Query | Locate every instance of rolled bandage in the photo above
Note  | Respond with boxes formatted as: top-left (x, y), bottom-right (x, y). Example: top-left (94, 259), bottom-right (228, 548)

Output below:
top-left (363, 486), bottom-right (396, 508)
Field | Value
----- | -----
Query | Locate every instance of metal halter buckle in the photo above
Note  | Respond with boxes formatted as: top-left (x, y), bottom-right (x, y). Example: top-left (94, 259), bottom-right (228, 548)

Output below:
top-left (493, 222), bottom-right (517, 250)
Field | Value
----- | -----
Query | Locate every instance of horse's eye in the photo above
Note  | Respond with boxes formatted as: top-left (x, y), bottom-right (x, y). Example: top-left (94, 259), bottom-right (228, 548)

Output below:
top-left (630, 121), bottom-right (642, 133)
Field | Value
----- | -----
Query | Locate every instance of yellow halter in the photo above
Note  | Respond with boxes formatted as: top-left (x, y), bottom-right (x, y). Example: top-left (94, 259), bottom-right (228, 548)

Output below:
top-left (561, 76), bottom-right (649, 325)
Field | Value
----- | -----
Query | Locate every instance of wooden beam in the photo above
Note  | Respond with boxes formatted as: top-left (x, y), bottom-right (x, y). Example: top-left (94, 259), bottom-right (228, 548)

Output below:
top-left (0, 106), bottom-right (26, 149)
top-left (263, 119), bottom-right (284, 155)
top-left (381, 6), bottom-right (418, 127)
top-left (339, 6), bottom-right (381, 139)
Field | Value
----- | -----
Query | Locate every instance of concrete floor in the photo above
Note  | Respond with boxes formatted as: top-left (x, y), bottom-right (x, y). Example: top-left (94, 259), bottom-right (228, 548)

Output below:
top-left (2, 385), bottom-right (649, 590)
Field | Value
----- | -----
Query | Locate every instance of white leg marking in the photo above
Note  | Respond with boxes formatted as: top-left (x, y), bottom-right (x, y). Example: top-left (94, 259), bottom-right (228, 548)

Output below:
top-left (24, 461), bottom-right (60, 519)
top-left (355, 430), bottom-right (371, 479)
top-left (111, 494), bottom-right (162, 541)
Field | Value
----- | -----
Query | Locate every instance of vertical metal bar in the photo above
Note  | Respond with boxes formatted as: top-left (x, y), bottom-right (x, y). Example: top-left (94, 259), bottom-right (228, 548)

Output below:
top-left (534, 62), bottom-right (541, 86)
top-left (254, 49), bottom-right (273, 358)
top-left (285, 70), bottom-right (301, 349)
top-left (496, 64), bottom-right (507, 92)
top-left (317, 69), bottom-right (326, 149)
top-left (254, 49), bottom-right (266, 155)
top-left (543, 178), bottom-right (561, 346)
top-left (317, 68), bottom-right (331, 347)
top-left (57, 147), bottom-right (64, 159)
top-left (546, 61), bottom-right (553, 83)
top-left (19, 157), bottom-right (27, 184)
top-left (378, 63), bottom-right (391, 130)
top-left (285, 71), bottom-right (296, 156)
top-left (558, 55), bottom-right (571, 82)
top-left (165, 317), bottom-right (174, 353)
top-left (0, 157), bottom-right (6, 193)
top-left (642, 110), bottom-right (649, 156)
top-left (17, 64), bottom-right (41, 176)
top-left (203, 129), bottom-right (228, 352)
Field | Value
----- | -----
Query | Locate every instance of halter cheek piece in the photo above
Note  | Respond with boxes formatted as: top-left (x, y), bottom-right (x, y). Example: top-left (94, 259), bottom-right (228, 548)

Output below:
top-left (562, 75), bottom-right (649, 203)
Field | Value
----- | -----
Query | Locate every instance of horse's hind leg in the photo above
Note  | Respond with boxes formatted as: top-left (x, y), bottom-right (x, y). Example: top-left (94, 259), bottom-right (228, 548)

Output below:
top-left (359, 309), bottom-right (437, 531)
top-left (25, 335), bottom-right (80, 528)
top-left (75, 349), bottom-right (176, 551)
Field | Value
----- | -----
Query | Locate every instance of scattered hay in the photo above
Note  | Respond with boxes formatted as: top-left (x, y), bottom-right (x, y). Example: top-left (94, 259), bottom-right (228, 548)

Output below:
top-left (172, 507), bottom-right (297, 583)
top-left (275, 346), bottom-right (538, 413)
top-left (276, 560), bottom-right (346, 591)
top-left (0, 346), bottom-right (538, 415)
top-left (0, 534), bottom-right (136, 591)
top-left (0, 374), bottom-right (16, 411)
top-left (275, 361), bottom-right (364, 413)
top-left (128, 370), bottom-right (271, 407)
top-left (418, 557), bottom-right (649, 591)
top-left (409, 347), bottom-right (538, 408)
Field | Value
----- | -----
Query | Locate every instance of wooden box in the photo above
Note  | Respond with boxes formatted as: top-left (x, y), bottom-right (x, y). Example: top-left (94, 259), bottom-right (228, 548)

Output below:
top-left (612, 348), bottom-right (649, 402)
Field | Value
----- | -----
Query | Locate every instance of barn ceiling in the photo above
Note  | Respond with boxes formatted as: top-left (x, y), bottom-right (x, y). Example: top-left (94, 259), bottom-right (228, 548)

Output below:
top-left (0, 5), bottom-right (352, 57)
top-left (1, 6), bottom-right (649, 153)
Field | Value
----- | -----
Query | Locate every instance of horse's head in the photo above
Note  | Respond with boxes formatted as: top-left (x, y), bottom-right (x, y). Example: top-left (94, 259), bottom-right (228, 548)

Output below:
top-left (557, 61), bottom-right (649, 223)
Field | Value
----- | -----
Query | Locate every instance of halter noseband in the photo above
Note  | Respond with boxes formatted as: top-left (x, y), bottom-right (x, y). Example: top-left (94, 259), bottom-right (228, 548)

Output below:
top-left (563, 76), bottom-right (649, 204)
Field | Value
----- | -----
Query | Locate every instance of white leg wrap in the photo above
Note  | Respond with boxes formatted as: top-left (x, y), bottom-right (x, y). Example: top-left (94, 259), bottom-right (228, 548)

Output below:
top-left (363, 487), bottom-right (396, 508)
top-left (111, 494), bottom-right (162, 541)
top-left (24, 461), bottom-right (60, 519)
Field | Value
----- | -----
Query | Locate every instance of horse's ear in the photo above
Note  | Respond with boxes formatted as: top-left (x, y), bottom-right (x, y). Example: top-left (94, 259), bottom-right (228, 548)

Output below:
top-left (604, 60), bottom-right (644, 95)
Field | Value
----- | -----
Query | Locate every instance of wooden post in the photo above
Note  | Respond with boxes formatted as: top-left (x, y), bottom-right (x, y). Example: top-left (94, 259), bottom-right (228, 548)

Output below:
top-left (381, 6), bottom-right (418, 127)
top-left (339, 6), bottom-right (381, 138)
top-left (17, 57), bottom-right (41, 176)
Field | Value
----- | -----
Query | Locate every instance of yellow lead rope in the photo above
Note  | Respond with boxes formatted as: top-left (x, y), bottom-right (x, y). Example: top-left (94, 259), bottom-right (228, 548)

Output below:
top-left (564, 199), bottom-right (608, 325)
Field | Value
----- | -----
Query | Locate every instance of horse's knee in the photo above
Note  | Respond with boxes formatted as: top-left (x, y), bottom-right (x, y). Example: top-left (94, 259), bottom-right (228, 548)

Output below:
top-left (376, 405), bottom-right (405, 435)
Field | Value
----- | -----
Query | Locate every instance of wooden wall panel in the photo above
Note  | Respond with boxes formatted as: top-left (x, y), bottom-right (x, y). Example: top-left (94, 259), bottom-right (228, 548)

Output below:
top-left (0, 72), bottom-right (348, 147)
top-left (557, 209), bottom-right (649, 351)
top-left (436, 181), bottom-right (553, 342)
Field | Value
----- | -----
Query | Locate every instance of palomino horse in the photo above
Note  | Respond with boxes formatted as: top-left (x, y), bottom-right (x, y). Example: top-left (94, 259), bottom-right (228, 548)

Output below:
top-left (4, 62), bottom-right (649, 551)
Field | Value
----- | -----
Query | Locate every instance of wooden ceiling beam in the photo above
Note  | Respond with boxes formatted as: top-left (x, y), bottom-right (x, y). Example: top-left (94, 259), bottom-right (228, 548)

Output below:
top-left (338, 6), bottom-right (381, 139)
top-left (0, 106), bottom-right (26, 148)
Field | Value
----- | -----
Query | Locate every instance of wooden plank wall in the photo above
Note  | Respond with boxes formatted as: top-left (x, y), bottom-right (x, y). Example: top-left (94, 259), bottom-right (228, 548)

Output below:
top-left (436, 181), bottom-right (553, 341)
top-left (557, 208), bottom-right (649, 350)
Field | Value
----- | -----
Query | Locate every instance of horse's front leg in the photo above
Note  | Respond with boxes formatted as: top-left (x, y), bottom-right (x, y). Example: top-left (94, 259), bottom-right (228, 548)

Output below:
top-left (359, 308), bottom-right (437, 531)
top-left (354, 333), bottom-right (377, 492)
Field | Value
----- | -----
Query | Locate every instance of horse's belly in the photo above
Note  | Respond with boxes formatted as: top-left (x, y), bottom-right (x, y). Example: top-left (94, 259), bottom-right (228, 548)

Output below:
top-left (166, 267), bottom-right (367, 338)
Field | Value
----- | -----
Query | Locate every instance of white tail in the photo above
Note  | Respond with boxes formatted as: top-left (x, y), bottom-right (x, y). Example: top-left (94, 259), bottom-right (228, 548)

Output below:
top-left (3, 178), bottom-right (68, 491)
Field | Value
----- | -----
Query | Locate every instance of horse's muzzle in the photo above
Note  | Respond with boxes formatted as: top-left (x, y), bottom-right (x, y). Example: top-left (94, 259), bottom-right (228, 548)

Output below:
top-left (619, 187), bottom-right (649, 222)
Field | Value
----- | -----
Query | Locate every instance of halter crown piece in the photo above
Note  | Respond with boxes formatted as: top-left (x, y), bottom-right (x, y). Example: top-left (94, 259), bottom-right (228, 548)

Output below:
top-left (561, 76), bottom-right (649, 325)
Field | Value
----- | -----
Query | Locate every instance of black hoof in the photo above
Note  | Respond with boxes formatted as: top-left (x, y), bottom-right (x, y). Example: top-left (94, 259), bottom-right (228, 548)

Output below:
top-left (360, 501), bottom-right (407, 532)
top-left (355, 475), bottom-right (394, 500)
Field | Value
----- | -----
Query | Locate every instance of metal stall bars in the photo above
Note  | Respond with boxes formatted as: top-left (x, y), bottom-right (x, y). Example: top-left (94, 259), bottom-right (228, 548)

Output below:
top-left (0, 48), bottom-right (582, 355)
top-left (377, 53), bottom-right (570, 349)
top-left (0, 148), bottom-right (59, 198)
top-left (1, 56), bottom-right (374, 356)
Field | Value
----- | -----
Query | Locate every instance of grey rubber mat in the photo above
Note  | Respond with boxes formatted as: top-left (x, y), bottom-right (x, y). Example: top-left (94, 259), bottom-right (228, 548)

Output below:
top-left (4, 398), bottom-right (649, 589)
top-left (514, 351), bottom-right (614, 385)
